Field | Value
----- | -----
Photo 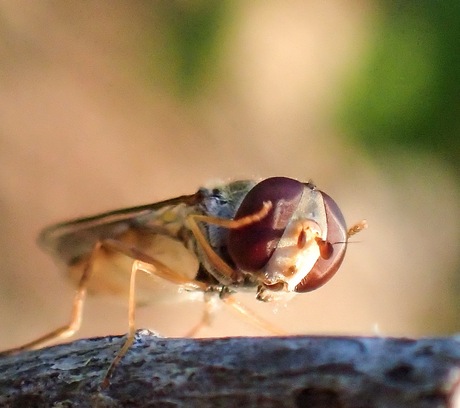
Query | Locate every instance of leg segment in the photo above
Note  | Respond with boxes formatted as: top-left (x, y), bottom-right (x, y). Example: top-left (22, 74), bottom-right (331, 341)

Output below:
top-left (1, 242), bottom-right (102, 355)
top-left (183, 290), bottom-right (216, 338)
top-left (101, 260), bottom-right (147, 388)
top-left (186, 201), bottom-right (272, 284)
top-left (90, 238), bottom-right (210, 388)
top-left (220, 290), bottom-right (287, 336)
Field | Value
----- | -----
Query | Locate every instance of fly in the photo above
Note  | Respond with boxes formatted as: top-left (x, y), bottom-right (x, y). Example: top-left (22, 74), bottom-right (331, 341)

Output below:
top-left (2, 176), bottom-right (367, 387)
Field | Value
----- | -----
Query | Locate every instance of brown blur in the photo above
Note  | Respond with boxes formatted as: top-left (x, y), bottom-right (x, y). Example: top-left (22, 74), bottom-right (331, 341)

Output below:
top-left (0, 2), bottom-right (459, 350)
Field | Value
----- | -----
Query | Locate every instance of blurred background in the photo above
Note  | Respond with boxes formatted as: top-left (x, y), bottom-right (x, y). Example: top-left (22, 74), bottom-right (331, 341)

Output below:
top-left (0, 1), bottom-right (459, 350)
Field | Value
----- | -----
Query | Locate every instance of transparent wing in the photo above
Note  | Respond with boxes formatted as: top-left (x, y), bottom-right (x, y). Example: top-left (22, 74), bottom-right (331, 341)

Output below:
top-left (38, 192), bottom-right (204, 266)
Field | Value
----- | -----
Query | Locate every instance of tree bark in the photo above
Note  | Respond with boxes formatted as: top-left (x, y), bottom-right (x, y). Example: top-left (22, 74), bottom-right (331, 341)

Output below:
top-left (0, 330), bottom-right (459, 407)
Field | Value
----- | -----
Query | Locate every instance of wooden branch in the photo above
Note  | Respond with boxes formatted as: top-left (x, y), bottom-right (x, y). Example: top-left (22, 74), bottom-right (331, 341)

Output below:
top-left (0, 330), bottom-right (459, 407)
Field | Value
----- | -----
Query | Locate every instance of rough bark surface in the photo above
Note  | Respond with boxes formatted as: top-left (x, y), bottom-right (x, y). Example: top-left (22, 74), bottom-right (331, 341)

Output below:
top-left (0, 330), bottom-right (459, 407)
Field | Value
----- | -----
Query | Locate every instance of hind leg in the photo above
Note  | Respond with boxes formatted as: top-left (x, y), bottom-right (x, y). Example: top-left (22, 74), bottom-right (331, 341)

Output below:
top-left (1, 242), bottom-right (103, 355)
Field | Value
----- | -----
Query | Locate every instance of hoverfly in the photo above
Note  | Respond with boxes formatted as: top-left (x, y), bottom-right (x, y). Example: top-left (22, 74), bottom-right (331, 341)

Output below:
top-left (3, 176), bottom-right (366, 387)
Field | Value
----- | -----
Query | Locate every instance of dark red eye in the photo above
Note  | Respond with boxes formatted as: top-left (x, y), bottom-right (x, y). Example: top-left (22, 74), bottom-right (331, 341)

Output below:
top-left (294, 192), bottom-right (347, 292)
top-left (227, 177), bottom-right (305, 271)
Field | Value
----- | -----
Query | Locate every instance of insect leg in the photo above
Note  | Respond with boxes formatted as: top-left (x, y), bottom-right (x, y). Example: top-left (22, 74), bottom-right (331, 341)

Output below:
top-left (186, 201), bottom-right (273, 284)
top-left (183, 290), bottom-right (216, 337)
top-left (101, 259), bottom-right (148, 389)
top-left (1, 242), bottom-right (102, 355)
top-left (96, 238), bottom-right (209, 387)
top-left (219, 290), bottom-right (287, 335)
top-left (101, 238), bottom-right (207, 290)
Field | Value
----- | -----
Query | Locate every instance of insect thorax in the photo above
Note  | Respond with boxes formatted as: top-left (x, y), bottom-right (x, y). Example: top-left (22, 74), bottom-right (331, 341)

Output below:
top-left (190, 180), bottom-right (258, 286)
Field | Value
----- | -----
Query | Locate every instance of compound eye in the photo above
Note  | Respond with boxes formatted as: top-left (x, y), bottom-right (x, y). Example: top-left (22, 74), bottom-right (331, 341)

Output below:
top-left (227, 177), bottom-right (304, 271)
top-left (295, 192), bottom-right (348, 293)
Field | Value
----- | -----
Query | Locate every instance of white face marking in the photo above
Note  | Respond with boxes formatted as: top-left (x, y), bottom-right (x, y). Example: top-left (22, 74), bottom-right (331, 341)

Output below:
top-left (262, 188), bottom-right (328, 292)
top-left (263, 219), bottom-right (322, 291)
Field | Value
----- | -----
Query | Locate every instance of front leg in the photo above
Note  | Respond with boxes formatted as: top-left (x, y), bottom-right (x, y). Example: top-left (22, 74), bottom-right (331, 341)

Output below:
top-left (186, 201), bottom-right (272, 285)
